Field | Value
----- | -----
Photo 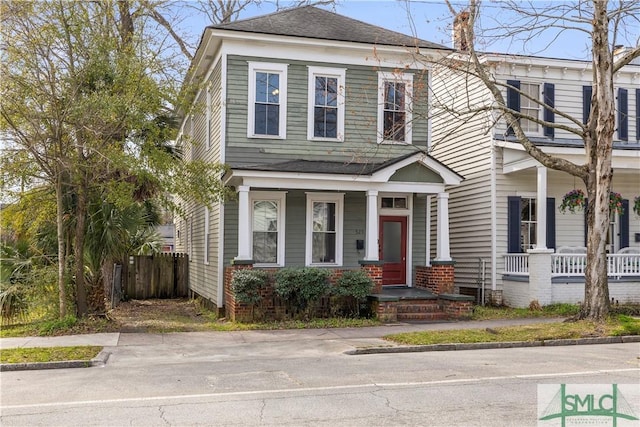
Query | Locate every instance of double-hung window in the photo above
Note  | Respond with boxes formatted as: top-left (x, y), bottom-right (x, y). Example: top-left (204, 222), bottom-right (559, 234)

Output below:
top-left (251, 192), bottom-right (286, 266)
top-left (307, 67), bottom-right (345, 141)
top-left (378, 72), bottom-right (413, 144)
top-left (248, 62), bottom-right (287, 139)
top-left (519, 83), bottom-right (541, 134)
top-left (306, 193), bottom-right (344, 266)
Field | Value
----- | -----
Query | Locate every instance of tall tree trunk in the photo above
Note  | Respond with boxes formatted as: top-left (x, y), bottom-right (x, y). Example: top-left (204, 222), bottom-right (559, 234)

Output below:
top-left (579, 2), bottom-right (614, 321)
top-left (55, 174), bottom-right (67, 319)
top-left (102, 258), bottom-right (115, 310)
top-left (74, 169), bottom-right (89, 316)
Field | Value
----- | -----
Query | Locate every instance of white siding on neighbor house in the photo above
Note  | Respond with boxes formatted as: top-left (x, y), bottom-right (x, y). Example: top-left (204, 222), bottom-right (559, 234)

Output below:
top-left (491, 61), bottom-right (639, 142)
top-left (431, 63), bottom-right (495, 292)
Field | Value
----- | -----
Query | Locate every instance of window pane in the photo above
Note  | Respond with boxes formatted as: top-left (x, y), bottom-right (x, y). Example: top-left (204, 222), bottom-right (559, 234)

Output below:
top-left (381, 197), bottom-right (393, 208)
top-left (326, 77), bottom-right (338, 107)
top-left (313, 202), bottom-right (336, 232)
top-left (255, 104), bottom-right (267, 134)
top-left (267, 73), bottom-right (279, 103)
top-left (253, 231), bottom-right (277, 263)
top-left (266, 104), bottom-right (279, 135)
top-left (315, 77), bottom-right (326, 105)
top-left (382, 221), bottom-right (401, 262)
top-left (394, 198), bottom-right (407, 208)
top-left (256, 72), bottom-right (268, 102)
top-left (253, 201), bottom-right (277, 231)
top-left (312, 232), bottom-right (336, 263)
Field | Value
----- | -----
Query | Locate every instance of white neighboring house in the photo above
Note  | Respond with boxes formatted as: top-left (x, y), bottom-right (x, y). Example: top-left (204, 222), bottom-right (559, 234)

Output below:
top-left (431, 49), bottom-right (640, 307)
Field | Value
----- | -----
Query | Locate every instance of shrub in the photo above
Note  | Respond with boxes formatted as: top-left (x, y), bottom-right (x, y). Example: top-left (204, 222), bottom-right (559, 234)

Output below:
top-left (231, 269), bottom-right (269, 306)
top-left (333, 270), bottom-right (374, 299)
top-left (0, 284), bottom-right (28, 324)
top-left (274, 268), bottom-right (331, 316)
top-left (331, 270), bottom-right (374, 318)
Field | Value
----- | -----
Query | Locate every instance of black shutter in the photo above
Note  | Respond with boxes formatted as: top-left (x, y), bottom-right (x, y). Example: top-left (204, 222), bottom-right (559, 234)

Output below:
top-left (584, 199), bottom-right (589, 247)
top-left (620, 199), bottom-right (629, 249)
top-left (618, 88), bottom-right (628, 140)
top-left (506, 80), bottom-right (520, 136)
top-left (543, 83), bottom-right (555, 139)
top-left (583, 86), bottom-right (592, 124)
top-left (508, 196), bottom-right (522, 253)
top-left (546, 197), bottom-right (556, 249)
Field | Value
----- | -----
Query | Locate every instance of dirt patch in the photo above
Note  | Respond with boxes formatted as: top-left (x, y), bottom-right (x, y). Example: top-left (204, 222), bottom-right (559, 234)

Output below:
top-left (108, 298), bottom-right (214, 333)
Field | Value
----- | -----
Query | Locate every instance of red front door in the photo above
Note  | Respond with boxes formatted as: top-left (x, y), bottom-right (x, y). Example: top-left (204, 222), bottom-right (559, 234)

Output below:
top-left (379, 216), bottom-right (407, 285)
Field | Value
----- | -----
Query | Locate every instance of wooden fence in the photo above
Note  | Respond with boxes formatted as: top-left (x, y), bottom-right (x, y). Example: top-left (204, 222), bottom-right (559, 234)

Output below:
top-left (120, 253), bottom-right (189, 300)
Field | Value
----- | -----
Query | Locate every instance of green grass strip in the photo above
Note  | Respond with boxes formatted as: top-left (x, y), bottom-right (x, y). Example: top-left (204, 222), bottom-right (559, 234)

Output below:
top-left (0, 346), bottom-right (103, 364)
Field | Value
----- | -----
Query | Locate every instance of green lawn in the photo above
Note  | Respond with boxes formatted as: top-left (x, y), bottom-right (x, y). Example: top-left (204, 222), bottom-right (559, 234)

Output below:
top-left (0, 346), bottom-right (103, 364)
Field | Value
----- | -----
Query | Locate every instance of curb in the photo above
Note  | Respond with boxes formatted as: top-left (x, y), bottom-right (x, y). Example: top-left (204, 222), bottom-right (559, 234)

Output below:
top-left (0, 349), bottom-right (111, 372)
top-left (345, 335), bottom-right (640, 355)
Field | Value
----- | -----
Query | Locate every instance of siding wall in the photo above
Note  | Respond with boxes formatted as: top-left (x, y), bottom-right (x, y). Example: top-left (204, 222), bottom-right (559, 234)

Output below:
top-left (224, 55), bottom-right (430, 165)
top-left (176, 61), bottom-right (225, 306)
top-left (431, 65), bottom-right (495, 290)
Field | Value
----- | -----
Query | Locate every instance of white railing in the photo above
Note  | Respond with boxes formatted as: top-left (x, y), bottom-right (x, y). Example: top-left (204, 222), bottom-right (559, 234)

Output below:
top-left (504, 253), bottom-right (640, 278)
top-left (503, 254), bottom-right (529, 275)
top-left (607, 254), bottom-right (640, 277)
top-left (552, 254), bottom-right (587, 276)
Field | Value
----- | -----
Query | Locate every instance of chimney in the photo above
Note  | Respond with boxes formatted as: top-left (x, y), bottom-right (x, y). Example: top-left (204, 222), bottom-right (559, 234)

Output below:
top-left (453, 11), bottom-right (470, 51)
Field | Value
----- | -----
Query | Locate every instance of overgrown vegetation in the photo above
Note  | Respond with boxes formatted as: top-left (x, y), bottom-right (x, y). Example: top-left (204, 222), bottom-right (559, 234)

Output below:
top-left (331, 270), bottom-right (374, 317)
top-left (471, 303), bottom-right (580, 320)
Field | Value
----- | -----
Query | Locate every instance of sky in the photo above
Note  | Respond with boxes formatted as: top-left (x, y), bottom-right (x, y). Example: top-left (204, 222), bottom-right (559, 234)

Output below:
top-left (180, 0), bottom-right (613, 61)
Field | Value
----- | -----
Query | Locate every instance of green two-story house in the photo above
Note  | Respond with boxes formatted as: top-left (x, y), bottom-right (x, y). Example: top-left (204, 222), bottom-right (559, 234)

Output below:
top-left (174, 6), bottom-right (463, 314)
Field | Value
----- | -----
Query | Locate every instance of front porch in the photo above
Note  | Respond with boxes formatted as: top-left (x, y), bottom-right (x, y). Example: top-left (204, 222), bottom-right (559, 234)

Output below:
top-left (502, 251), bottom-right (640, 307)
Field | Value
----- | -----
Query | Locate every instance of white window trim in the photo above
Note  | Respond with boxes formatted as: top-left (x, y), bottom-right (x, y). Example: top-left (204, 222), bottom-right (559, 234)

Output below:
top-left (204, 206), bottom-right (210, 265)
top-left (187, 215), bottom-right (193, 262)
top-left (305, 192), bottom-right (344, 267)
top-left (377, 71), bottom-right (413, 145)
top-left (206, 85), bottom-right (212, 150)
top-left (307, 66), bottom-right (346, 142)
top-left (247, 62), bottom-right (288, 139)
top-left (189, 115), bottom-right (194, 162)
top-left (519, 82), bottom-right (543, 137)
top-left (250, 191), bottom-right (286, 267)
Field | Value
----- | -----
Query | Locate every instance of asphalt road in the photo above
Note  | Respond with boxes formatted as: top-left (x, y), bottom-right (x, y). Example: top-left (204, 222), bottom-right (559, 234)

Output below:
top-left (1, 330), bottom-right (639, 426)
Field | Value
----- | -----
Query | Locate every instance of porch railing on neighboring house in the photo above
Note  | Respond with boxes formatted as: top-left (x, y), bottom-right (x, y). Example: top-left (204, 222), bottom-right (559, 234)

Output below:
top-left (503, 253), bottom-right (640, 278)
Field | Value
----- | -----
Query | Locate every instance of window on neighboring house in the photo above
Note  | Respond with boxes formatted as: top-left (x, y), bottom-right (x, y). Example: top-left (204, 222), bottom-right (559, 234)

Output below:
top-left (251, 192), bottom-right (286, 265)
top-left (248, 62), bottom-right (287, 139)
top-left (306, 193), bottom-right (343, 265)
top-left (507, 196), bottom-right (556, 253)
top-left (378, 72), bottom-right (413, 144)
top-left (506, 80), bottom-right (555, 137)
top-left (204, 207), bottom-right (210, 264)
top-left (206, 85), bottom-right (212, 150)
top-left (307, 67), bottom-right (345, 141)
top-left (617, 87), bottom-right (628, 141)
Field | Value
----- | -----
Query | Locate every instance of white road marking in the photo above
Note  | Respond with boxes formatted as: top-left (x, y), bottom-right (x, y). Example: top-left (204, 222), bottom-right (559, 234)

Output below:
top-left (2, 368), bottom-right (638, 410)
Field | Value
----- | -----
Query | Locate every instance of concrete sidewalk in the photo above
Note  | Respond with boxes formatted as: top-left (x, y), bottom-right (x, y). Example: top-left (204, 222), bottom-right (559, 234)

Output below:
top-left (0, 317), bottom-right (563, 350)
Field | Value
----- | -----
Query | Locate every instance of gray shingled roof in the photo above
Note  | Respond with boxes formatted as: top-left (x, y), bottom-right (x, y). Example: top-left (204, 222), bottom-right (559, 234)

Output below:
top-left (210, 6), bottom-right (448, 50)
top-left (234, 152), bottom-right (439, 175)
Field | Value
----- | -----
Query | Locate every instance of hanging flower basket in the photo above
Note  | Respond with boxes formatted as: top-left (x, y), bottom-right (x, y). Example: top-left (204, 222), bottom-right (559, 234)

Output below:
top-left (609, 192), bottom-right (624, 215)
top-left (560, 189), bottom-right (585, 213)
top-left (633, 196), bottom-right (640, 215)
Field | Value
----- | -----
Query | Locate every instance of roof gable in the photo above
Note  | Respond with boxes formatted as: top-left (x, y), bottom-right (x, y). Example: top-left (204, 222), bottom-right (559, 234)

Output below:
top-left (210, 6), bottom-right (448, 50)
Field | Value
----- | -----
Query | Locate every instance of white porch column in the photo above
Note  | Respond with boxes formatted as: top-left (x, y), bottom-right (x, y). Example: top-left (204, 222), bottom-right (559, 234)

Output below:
top-left (534, 165), bottom-right (548, 251)
top-left (236, 185), bottom-right (252, 260)
top-left (364, 190), bottom-right (379, 261)
top-left (435, 192), bottom-right (452, 261)
top-left (425, 195), bottom-right (432, 266)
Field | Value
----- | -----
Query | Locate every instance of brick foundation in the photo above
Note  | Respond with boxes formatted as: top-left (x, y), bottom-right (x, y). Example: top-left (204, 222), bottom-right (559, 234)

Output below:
top-left (359, 261), bottom-right (383, 293)
top-left (415, 262), bottom-right (456, 294)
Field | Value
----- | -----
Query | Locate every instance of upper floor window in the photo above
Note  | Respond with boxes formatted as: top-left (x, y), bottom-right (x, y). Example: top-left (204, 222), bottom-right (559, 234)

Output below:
top-left (307, 67), bottom-right (345, 141)
top-left (251, 192), bottom-right (286, 266)
top-left (247, 62), bottom-right (287, 139)
top-left (506, 80), bottom-right (555, 138)
top-left (378, 72), bottom-right (413, 144)
top-left (519, 83), bottom-right (540, 134)
top-left (306, 193), bottom-right (344, 266)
